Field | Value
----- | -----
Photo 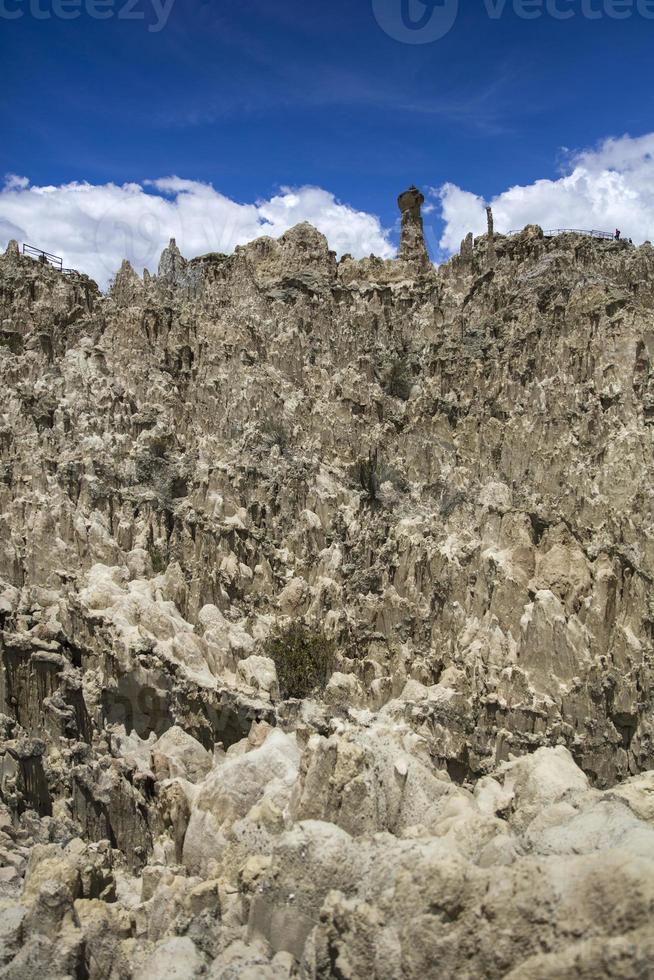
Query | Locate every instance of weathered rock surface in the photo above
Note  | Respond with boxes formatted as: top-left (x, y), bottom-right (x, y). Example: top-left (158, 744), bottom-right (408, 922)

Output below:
top-left (1, 208), bottom-right (654, 977)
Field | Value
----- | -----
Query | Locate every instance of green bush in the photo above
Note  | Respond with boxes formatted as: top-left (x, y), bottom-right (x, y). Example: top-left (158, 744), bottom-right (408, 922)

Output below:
top-left (356, 449), bottom-right (381, 502)
top-left (259, 419), bottom-right (289, 454)
top-left (149, 544), bottom-right (168, 574)
top-left (265, 623), bottom-right (335, 700)
top-left (383, 352), bottom-right (413, 401)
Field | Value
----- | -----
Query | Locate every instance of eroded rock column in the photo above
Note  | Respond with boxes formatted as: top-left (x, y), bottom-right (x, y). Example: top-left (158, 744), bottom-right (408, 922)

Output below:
top-left (398, 185), bottom-right (431, 269)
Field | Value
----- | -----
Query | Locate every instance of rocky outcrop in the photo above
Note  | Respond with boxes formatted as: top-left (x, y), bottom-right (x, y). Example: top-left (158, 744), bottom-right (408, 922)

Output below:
top-left (397, 185), bottom-right (431, 269)
top-left (0, 214), bottom-right (653, 976)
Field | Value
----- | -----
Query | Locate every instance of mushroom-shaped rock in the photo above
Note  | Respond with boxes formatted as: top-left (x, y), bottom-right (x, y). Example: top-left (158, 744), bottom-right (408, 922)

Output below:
top-left (397, 185), bottom-right (430, 269)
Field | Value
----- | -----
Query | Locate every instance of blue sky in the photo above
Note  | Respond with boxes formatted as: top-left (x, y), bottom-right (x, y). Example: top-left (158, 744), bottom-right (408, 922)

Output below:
top-left (2, 0), bottom-right (654, 280)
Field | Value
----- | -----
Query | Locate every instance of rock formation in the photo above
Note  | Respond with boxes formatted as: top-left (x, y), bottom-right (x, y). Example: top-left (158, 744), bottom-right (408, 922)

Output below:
top-left (486, 206), bottom-right (496, 267)
top-left (486, 205), bottom-right (494, 238)
top-left (397, 185), bottom-right (431, 269)
top-left (0, 214), bottom-right (653, 977)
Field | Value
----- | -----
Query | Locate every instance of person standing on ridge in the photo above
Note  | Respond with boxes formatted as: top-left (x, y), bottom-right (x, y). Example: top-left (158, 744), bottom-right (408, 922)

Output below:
top-left (615, 229), bottom-right (621, 240)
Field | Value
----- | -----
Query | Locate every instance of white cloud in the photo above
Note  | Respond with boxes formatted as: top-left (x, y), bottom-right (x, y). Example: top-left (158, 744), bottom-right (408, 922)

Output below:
top-left (0, 177), bottom-right (394, 290)
top-left (8, 134), bottom-right (652, 291)
top-left (3, 175), bottom-right (29, 191)
top-left (436, 132), bottom-right (654, 255)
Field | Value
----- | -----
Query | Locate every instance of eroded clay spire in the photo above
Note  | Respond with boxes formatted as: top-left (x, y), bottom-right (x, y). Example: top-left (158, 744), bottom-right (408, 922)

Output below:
top-left (397, 185), bottom-right (431, 269)
top-left (486, 206), bottom-right (496, 267)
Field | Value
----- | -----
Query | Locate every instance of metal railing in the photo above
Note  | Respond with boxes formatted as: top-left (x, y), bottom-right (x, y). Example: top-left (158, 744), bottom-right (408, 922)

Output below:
top-left (507, 228), bottom-right (616, 240)
top-left (22, 243), bottom-right (63, 270)
top-left (21, 244), bottom-right (85, 280)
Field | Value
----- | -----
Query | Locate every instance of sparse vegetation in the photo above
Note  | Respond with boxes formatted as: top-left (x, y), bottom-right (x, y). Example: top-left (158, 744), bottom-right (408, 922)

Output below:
top-left (429, 478), bottom-right (466, 518)
top-left (149, 544), bottom-right (168, 574)
top-left (265, 623), bottom-right (335, 700)
top-left (357, 449), bottom-right (382, 502)
top-left (382, 347), bottom-right (413, 401)
top-left (260, 418), bottom-right (289, 453)
top-left (354, 448), bottom-right (408, 504)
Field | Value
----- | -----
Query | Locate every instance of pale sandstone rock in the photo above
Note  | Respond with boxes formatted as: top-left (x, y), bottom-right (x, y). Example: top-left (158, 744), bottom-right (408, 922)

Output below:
top-left (140, 936), bottom-right (207, 978)
top-left (151, 726), bottom-right (212, 782)
top-left (237, 655), bottom-right (279, 699)
top-left (1, 216), bottom-right (654, 976)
